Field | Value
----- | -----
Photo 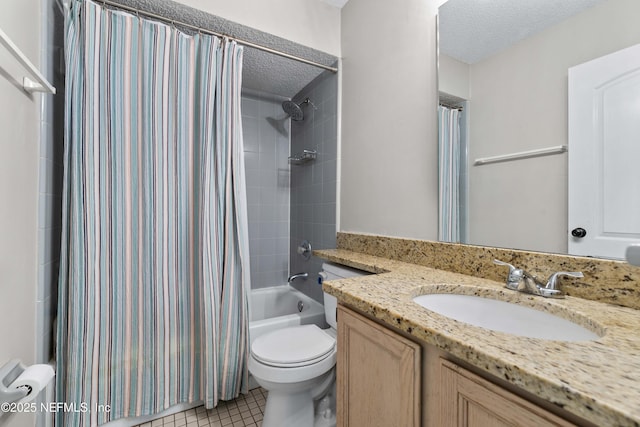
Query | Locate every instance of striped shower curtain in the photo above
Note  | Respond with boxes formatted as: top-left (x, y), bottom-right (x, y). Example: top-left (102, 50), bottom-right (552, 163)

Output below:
top-left (57, 1), bottom-right (250, 425)
top-left (438, 106), bottom-right (461, 242)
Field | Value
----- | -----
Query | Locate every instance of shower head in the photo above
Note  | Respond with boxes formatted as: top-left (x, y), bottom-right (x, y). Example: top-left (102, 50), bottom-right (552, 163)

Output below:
top-left (282, 98), bottom-right (316, 121)
top-left (282, 100), bottom-right (304, 121)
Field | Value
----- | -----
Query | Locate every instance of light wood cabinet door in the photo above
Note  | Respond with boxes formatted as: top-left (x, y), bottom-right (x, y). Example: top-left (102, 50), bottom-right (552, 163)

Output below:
top-left (337, 305), bottom-right (421, 427)
top-left (439, 359), bottom-right (576, 427)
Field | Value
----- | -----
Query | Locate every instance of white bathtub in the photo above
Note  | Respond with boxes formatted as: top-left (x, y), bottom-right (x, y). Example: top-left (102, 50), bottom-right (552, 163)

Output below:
top-left (249, 285), bottom-right (326, 344)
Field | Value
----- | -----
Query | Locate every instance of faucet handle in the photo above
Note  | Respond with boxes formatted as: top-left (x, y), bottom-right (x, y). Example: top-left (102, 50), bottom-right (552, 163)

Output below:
top-left (493, 259), bottom-right (516, 269)
top-left (493, 259), bottom-right (524, 290)
top-left (545, 271), bottom-right (584, 291)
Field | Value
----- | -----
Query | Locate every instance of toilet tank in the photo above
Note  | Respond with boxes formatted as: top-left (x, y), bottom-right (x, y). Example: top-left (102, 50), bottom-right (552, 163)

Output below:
top-left (321, 262), bottom-right (369, 329)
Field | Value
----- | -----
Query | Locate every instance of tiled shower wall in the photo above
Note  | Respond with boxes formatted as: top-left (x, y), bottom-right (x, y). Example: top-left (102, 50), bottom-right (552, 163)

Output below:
top-left (289, 70), bottom-right (339, 303)
top-left (242, 95), bottom-right (291, 289)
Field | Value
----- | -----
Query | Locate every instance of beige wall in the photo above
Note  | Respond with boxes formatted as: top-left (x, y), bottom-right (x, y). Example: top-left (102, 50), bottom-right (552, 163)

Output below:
top-left (340, 0), bottom-right (439, 240)
top-left (175, 0), bottom-right (341, 56)
top-left (463, 0), bottom-right (640, 253)
top-left (0, 1), bottom-right (41, 426)
top-left (439, 54), bottom-right (469, 99)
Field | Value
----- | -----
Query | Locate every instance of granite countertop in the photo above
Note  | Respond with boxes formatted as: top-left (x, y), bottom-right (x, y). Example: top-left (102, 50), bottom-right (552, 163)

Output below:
top-left (316, 249), bottom-right (640, 427)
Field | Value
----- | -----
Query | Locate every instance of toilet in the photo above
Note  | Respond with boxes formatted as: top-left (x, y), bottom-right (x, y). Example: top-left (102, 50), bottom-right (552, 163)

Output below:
top-left (248, 262), bottom-right (368, 427)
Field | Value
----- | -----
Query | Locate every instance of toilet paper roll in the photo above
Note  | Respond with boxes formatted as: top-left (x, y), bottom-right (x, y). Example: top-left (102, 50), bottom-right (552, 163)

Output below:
top-left (10, 364), bottom-right (55, 403)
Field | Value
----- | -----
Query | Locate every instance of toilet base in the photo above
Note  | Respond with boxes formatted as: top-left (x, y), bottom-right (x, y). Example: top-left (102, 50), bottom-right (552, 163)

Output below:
top-left (262, 389), bottom-right (314, 427)
top-left (258, 370), bottom-right (336, 427)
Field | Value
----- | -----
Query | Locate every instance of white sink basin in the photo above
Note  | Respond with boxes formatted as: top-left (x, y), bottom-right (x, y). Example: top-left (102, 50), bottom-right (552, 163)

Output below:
top-left (412, 293), bottom-right (600, 341)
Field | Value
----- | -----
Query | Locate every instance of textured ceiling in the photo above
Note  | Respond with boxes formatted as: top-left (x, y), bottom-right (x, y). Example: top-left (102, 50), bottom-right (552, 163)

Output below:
top-left (439, 0), bottom-right (607, 64)
top-left (107, 0), bottom-right (338, 99)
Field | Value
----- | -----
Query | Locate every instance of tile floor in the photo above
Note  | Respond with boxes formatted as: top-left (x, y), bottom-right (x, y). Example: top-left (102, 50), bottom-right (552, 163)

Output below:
top-left (136, 388), bottom-right (267, 427)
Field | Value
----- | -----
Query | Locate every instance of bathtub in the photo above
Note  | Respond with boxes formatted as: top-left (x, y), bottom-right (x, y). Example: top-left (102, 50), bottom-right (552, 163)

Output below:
top-left (249, 284), bottom-right (326, 344)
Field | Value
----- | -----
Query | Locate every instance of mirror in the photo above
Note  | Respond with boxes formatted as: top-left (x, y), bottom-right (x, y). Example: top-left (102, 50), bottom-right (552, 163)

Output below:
top-left (437, 0), bottom-right (640, 258)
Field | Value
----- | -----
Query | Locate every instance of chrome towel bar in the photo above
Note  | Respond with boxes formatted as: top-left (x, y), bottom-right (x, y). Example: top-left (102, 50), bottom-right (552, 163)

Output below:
top-left (0, 27), bottom-right (56, 94)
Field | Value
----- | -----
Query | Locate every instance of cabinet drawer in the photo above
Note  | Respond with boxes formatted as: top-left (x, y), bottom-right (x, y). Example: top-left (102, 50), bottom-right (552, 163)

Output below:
top-left (439, 359), bottom-right (576, 427)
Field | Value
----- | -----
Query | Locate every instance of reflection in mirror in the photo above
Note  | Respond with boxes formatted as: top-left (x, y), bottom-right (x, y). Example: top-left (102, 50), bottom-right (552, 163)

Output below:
top-left (437, 0), bottom-right (640, 258)
top-left (437, 98), bottom-right (467, 243)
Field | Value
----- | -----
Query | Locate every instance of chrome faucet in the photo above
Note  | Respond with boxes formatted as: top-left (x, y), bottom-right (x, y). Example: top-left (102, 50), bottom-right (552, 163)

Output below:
top-left (493, 259), bottom-right (583, 298)
top-left (287, 272), bottom-right (309, 283)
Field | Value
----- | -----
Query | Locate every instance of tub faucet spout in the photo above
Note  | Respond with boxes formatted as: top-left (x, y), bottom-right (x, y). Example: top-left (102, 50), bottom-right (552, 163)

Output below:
top-left (288, 272), bottom-right (308, 283)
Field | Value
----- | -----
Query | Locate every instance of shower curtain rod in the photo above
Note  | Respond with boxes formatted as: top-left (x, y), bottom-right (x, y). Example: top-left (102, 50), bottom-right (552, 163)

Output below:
top-left (439, 103), bottom-right (463, 111)
top-left (97, 0), bottom-right (338, 73)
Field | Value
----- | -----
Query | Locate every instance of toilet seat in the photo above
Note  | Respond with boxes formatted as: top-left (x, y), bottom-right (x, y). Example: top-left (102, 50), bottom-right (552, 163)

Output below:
top-left (251, 325), bottom-right (336, 368)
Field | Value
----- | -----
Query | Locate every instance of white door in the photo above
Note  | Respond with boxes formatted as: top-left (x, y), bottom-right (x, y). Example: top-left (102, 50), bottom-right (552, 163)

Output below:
top-left (568, 43), bottom-right (640, 259)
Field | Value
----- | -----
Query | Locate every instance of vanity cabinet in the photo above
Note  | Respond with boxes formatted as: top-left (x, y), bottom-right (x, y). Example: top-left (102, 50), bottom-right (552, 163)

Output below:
top-left (337, 305), bottom-right (589, 427)
top-left (438, 359), bottom-right (576, 427)
top-left (336, 305), bottom-right (421, 427)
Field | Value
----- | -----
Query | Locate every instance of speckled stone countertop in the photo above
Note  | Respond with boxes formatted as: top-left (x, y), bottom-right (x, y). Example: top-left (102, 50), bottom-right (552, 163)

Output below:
top-left (336, 232), bottom-right (640, 310)
top-left (316, 249), bottom-right (640, 427)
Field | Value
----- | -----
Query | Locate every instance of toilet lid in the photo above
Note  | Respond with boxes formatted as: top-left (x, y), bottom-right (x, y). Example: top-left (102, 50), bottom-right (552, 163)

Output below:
top-left (251, 325), bottom-right (336, 367)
